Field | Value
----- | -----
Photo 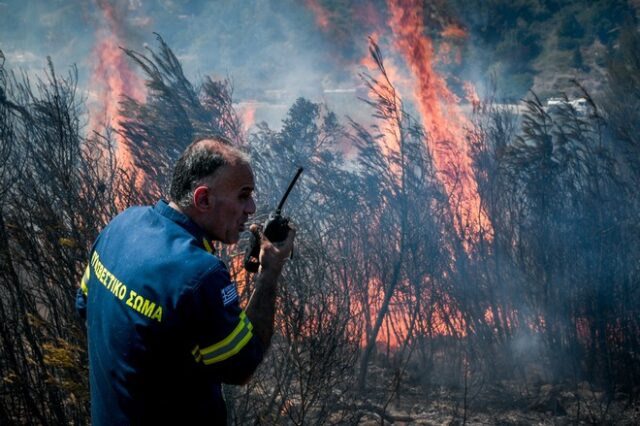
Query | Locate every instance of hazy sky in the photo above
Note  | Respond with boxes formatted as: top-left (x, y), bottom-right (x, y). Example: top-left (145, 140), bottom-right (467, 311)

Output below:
top-left (1, 0), bottom-right (383, 127)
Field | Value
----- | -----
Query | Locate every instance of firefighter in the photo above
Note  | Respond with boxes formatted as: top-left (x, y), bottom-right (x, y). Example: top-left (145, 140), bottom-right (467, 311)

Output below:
top-left (76, 136), bottom-right (295, 425)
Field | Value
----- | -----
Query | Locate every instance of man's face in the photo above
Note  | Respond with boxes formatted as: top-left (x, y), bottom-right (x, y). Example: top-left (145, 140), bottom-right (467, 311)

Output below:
top-left (200, 162), bottom-right (256, 244)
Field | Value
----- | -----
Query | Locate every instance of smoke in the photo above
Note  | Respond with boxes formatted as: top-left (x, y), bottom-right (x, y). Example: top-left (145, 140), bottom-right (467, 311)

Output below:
top-left (4, 0), bottom-right (495, 234)
top-left (3, 0), bottom-right (479, 132)
top-left (0, 1), bottom-right (93, 79)
top-left (3, 0), bottom-right (638, 391)
top-left (172, 0), bottom-right (363, 125)
top-left (305, 0), bottom-right (331, 30)
top-left (385, 0), bottom-right (491, 239)
top-left (301, 0), bottom-right (491, 239)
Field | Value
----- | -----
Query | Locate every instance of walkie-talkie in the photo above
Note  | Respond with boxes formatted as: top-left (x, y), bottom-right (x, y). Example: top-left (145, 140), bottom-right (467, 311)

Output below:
top-left (243, 167), bottom-right (303, 272)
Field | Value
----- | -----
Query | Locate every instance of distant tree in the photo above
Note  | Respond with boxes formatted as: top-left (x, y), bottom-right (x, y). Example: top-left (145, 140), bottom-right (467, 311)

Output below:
top-left (601, 23), bottom-right (640, 179)
top-left (558, 14), bottom-right (585, 40)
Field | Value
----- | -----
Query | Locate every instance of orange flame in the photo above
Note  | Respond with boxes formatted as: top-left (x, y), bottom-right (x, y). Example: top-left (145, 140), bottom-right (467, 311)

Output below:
top-left (89, 0), bottom-right (146, 186)
top-left (386, 0), bottom-right (492, 240)
top-left (300, 0), bottom-right (493, 345)
top-left (357, 278), bottom-right (467, 348)
top-left (436, 41), bottom-right (452, 64)
top-left (463, 81), bottom-right (482, 114)
top-left (237, 101), bottom-right (258, 133)
top-left (441, 24), bottom-right (467, 39)
top-left (360, 36), bottom-right (415, 178)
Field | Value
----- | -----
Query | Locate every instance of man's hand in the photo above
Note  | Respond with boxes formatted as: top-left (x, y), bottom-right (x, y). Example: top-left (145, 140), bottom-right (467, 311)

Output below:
top-left (254, 223), bottom-right (296, 275)
top-left (245, 223), bottom-right (296, 352)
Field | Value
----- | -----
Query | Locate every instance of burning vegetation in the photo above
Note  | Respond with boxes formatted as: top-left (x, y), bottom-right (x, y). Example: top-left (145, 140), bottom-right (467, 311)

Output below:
top-left (1, 2), bottom-right (640, 425)
top-left (89, 0), bottom-right (146, 180)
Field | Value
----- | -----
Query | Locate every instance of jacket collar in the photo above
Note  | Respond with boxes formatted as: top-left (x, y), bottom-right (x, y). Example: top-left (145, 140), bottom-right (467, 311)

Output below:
top-left (154, 200), bottom-right (215, 254)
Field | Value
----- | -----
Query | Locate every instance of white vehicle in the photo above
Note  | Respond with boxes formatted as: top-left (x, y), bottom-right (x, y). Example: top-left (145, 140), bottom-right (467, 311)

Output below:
top-left (545, 97), bottom-right (588, 114)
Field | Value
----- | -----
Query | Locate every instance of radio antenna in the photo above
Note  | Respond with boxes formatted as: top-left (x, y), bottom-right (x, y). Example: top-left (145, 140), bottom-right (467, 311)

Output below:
top-left (276, 167), bottom-right (303, 212)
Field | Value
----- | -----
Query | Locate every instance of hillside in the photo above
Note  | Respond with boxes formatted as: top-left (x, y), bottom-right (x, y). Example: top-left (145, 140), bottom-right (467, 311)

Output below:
top-left (446, 0), bottom-right (638, 99)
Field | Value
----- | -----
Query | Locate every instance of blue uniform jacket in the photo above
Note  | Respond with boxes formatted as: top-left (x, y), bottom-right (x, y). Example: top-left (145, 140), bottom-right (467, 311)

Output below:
top-left (76, 200), bottom-right (263, 425)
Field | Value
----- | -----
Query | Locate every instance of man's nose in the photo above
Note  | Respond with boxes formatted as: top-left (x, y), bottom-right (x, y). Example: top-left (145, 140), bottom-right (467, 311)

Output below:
top-left (245, 197), bottom-right (256, 215)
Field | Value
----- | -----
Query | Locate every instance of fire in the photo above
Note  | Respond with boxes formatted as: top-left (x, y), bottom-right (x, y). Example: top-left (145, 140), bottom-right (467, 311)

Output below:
top-left (360, 278), bottom-right (467, 348)
top-left (463, 81), bottom-right (482, 114)
top-left (359, 35), bottom-right (419, 179)
top-left (304, 0), bottom-right (490, 239)
top-left (237, 101), bottom-right (258, 133)
top-left (441, 24), bottom-right (467, 39)
top-left (89, 0), bottom-right (146, 186)
top-left (360, 46), bottom-right (401, 164)
top-left (438, 25), bottom-right (467, 65)
top-left (293, 0), bottom-right (495, 347)
top-left (386, 0), bottom-right (492, 240)
top-left (436, 42), bottom-right (453, 65)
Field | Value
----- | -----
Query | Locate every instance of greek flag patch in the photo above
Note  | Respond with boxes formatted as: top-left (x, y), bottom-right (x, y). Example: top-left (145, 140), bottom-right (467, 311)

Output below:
top-left (221, 282), bottom-right (238, 307)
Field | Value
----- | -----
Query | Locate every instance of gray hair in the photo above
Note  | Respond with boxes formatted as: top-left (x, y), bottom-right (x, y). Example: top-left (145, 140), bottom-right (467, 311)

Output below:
top-left (169, 136), bottom-right (249, 208)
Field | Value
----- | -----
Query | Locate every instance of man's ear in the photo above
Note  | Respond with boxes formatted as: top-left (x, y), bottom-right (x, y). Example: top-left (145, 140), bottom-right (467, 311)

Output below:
top-left (193, 186), bottom-right (210, 211)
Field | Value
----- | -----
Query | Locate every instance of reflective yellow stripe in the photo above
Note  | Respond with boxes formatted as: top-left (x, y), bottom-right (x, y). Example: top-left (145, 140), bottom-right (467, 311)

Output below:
top-left (202, 238), bottom-right (213, 253)
top-left (191, 345), bottom-right (202, 362)
top-left (80, 265), bottom-right (90, 296)
top-left (195, 312), bottom-right (254, 365)
top-left (201, 312), bottom-right (248, 355)
top-left (203, 326), bottom-right (253, 364)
